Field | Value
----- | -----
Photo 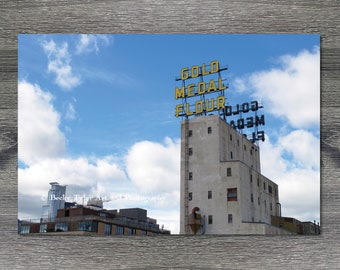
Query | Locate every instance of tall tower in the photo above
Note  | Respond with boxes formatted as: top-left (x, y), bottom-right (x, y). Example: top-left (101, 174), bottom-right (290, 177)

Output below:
top-left (41, 182), bottom-right (66, 219)
top-left (179, 115), bottom-right (281, 234)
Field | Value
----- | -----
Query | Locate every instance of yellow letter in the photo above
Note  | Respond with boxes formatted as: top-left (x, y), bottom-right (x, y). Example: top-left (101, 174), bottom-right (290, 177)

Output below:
top-left (187, 84), bottom-right (195, 97)
top-left (175, 104), bottom-right (184, 117)
top-left (205, 98), bottom-right (215, 112)
top-left (186, 103), bottom-right (194, 116)
top-left (191, 65), bottom-right (199, 78)
top-left (195, 100), bottom-right (203, 114)
top-left (181, 67), bottom-right (189, 80)
top-left (197, 82), bottom-right (206, 95)
top-left (207, 79), bottom-right (217, 92)
top-left (216, 96), bottom-right (225, 110)
top-left (218, 77), bottom-right (227, 90)
top-left (201, 63), bottom-right (209, 76)
top-left (175, 86), bottom-right (185, 99)
top-left (210, 60), bottom-right (219, 73)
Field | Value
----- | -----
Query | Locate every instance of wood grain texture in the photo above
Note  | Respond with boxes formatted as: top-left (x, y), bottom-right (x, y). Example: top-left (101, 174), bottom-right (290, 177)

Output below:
top-left (1, 1), bottom-right (339, 269)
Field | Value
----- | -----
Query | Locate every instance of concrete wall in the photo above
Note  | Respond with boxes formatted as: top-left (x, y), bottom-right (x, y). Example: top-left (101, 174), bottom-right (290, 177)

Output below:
top-left (180, 115), bottom-right (281, 235)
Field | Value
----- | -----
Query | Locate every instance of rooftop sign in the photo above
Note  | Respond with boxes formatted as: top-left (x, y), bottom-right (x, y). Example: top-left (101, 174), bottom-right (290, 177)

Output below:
top-left (174, 60), bottom-right (266, 142)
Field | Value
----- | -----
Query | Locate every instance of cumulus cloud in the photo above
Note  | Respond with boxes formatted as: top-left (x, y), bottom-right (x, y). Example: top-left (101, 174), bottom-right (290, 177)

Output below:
top-left (18, 156), bottom-right (127, 197)
top-left (18, 81), bottom-right (180, 231)
top-left (125, 137), bottom-right (180, 195)
top-left (18, 81), bottom-right (66, 165)
top-left (76, 34), bottom-right (111, 54)
top-left (233, 47), bottom-right (320, 129)
top-left (260, 132), bottom-right (320, 222)
top-left (42, 40), bottom-right (81, 90)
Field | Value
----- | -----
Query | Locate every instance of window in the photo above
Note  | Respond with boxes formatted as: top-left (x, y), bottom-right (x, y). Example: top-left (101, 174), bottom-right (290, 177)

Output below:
top-left (237, 139), bottom-right (239, 146)
top-left (39, 224), bottom-right (47, 233)
top-left (207, 127), bottom-right (212, 134)
top-left (227, 188), bottom-right (237, 201)
top-left (188, 130), bottom-right (192, 137)
top-left (208, 215), bottom-right (213, 224)
top-left (250, 149), bottom-right (253, 155)
top-left (78, 221), bottom-right (97, 232)
top-left (188, 172), bottom-right (193, 180)
top-left (263, 182), bottom-right (266, 191)
top-left (188, 148), bottom-right (193, 156)
top-left (116, 225), bottom-right (124, 235)
top-left (268, 185), bottom-right (273, 194)
top-left (230, 151), bottom-right (233, 159)
top-left (19, 225), bottom-right (30, 234)
top-left (55, 223), bottom-right (68, 232)
top-left (227, 168), bottom-right (232, 177)
top-left (270, 203), bottom-right (273, 211)
top-left (257, 178), bottom-right (260, 186)
top-left (258, 197), bottom-right (260, 205)
top-left (228, 214), bottom-right (233, 224)
top-left (104, 223), bottom-right (111, 235)
top-left (244, 145), bottom-right (246, 151)
top-left (188, 192), bottom-right (192, 201)
top-left (230, 134), bottom-right (232, 141)
top-left (250, 174), bottom-right (253, 183)
top-left (251, 193), bottom-right (254, 203)
top-left (208, 190), bottom-right (212, 199)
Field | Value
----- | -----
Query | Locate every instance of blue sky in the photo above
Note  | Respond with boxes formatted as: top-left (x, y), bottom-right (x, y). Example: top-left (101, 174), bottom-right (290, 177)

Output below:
top-left (18, 34), bottom-right (320, 233)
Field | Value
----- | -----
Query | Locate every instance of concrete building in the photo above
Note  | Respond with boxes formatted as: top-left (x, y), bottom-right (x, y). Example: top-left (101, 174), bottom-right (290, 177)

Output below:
top-left (41, 182), bottom-right (66, 219)
top-left (180, 115), bottom-right (284, 235)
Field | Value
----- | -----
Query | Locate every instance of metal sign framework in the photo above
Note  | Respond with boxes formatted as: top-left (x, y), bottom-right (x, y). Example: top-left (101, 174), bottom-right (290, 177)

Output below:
top-left (174, 60), bottom-right (265, 144)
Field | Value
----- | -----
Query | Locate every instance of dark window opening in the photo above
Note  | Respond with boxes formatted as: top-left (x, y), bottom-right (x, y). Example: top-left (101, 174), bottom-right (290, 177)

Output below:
top-left (208, 190), bottom-right (212, 199)
top-left (188, 148), bottom-right (193, 156)
top-left (227, 168), bottom-right (232, 177)
top-left (208, 215), bottom-right (213, 224)
top-left (188, 192), bottom-right (192, 201)
top-left (188, 172), bottom-right (193, 180)
top-left (268, 185), bottom-right (273, 194)
top-left (227, 188), bottom-right (237, 201)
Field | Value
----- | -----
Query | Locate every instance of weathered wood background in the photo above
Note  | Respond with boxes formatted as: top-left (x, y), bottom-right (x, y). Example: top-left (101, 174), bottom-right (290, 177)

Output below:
top-left (1, 1), bottom-right (339, 269)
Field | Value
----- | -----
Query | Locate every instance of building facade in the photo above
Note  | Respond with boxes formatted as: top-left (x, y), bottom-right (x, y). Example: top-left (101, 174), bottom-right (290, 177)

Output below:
top-left (180, 115), bottom-right (282, 234)
top-left (41, 182), bottom-right (66, 219)
top-left (19, 206), bottom-right (170, 236)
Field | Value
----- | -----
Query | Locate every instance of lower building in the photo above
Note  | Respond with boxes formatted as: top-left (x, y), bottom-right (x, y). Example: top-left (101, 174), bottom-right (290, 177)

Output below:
top-left (271, 216), bottom-right (320, 235)
top-left (18, 206), bottom-right (170, 236)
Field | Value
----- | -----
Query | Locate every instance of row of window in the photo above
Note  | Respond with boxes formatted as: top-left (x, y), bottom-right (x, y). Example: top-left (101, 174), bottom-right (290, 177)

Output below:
top-left (250, 194), bottom-right (274, 210)
top-left (20, 222), bottom-right (148, 235)
top-left (207, 214), bottom-right (233, 225)
top-left (187, 127), bottom-right (255, 156)
top-left (188, 188), bottom-right (237, 201)
top-left (188, 168), bottom-right (232, 180)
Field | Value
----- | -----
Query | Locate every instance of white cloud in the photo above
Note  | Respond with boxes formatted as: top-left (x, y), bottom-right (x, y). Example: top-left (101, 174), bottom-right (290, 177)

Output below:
top-left (42, 40), bottom-right (81, 90)
top-left (18, 81), bottom-right (66, 165)
top-left (76, 34), bottom-right (111, 54)
top-left (260, 132), bottom-right (320, 222)
top-left (125, 137), bottom-right (180, 195)
top-left (65, 101), bottom-right (76, 120)
top-left (18, 81), bottom-right (179, 231)
top-left (233, 47), bottom-right (320, 129)
top-left (18, 156), bottom-right (127, 197)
